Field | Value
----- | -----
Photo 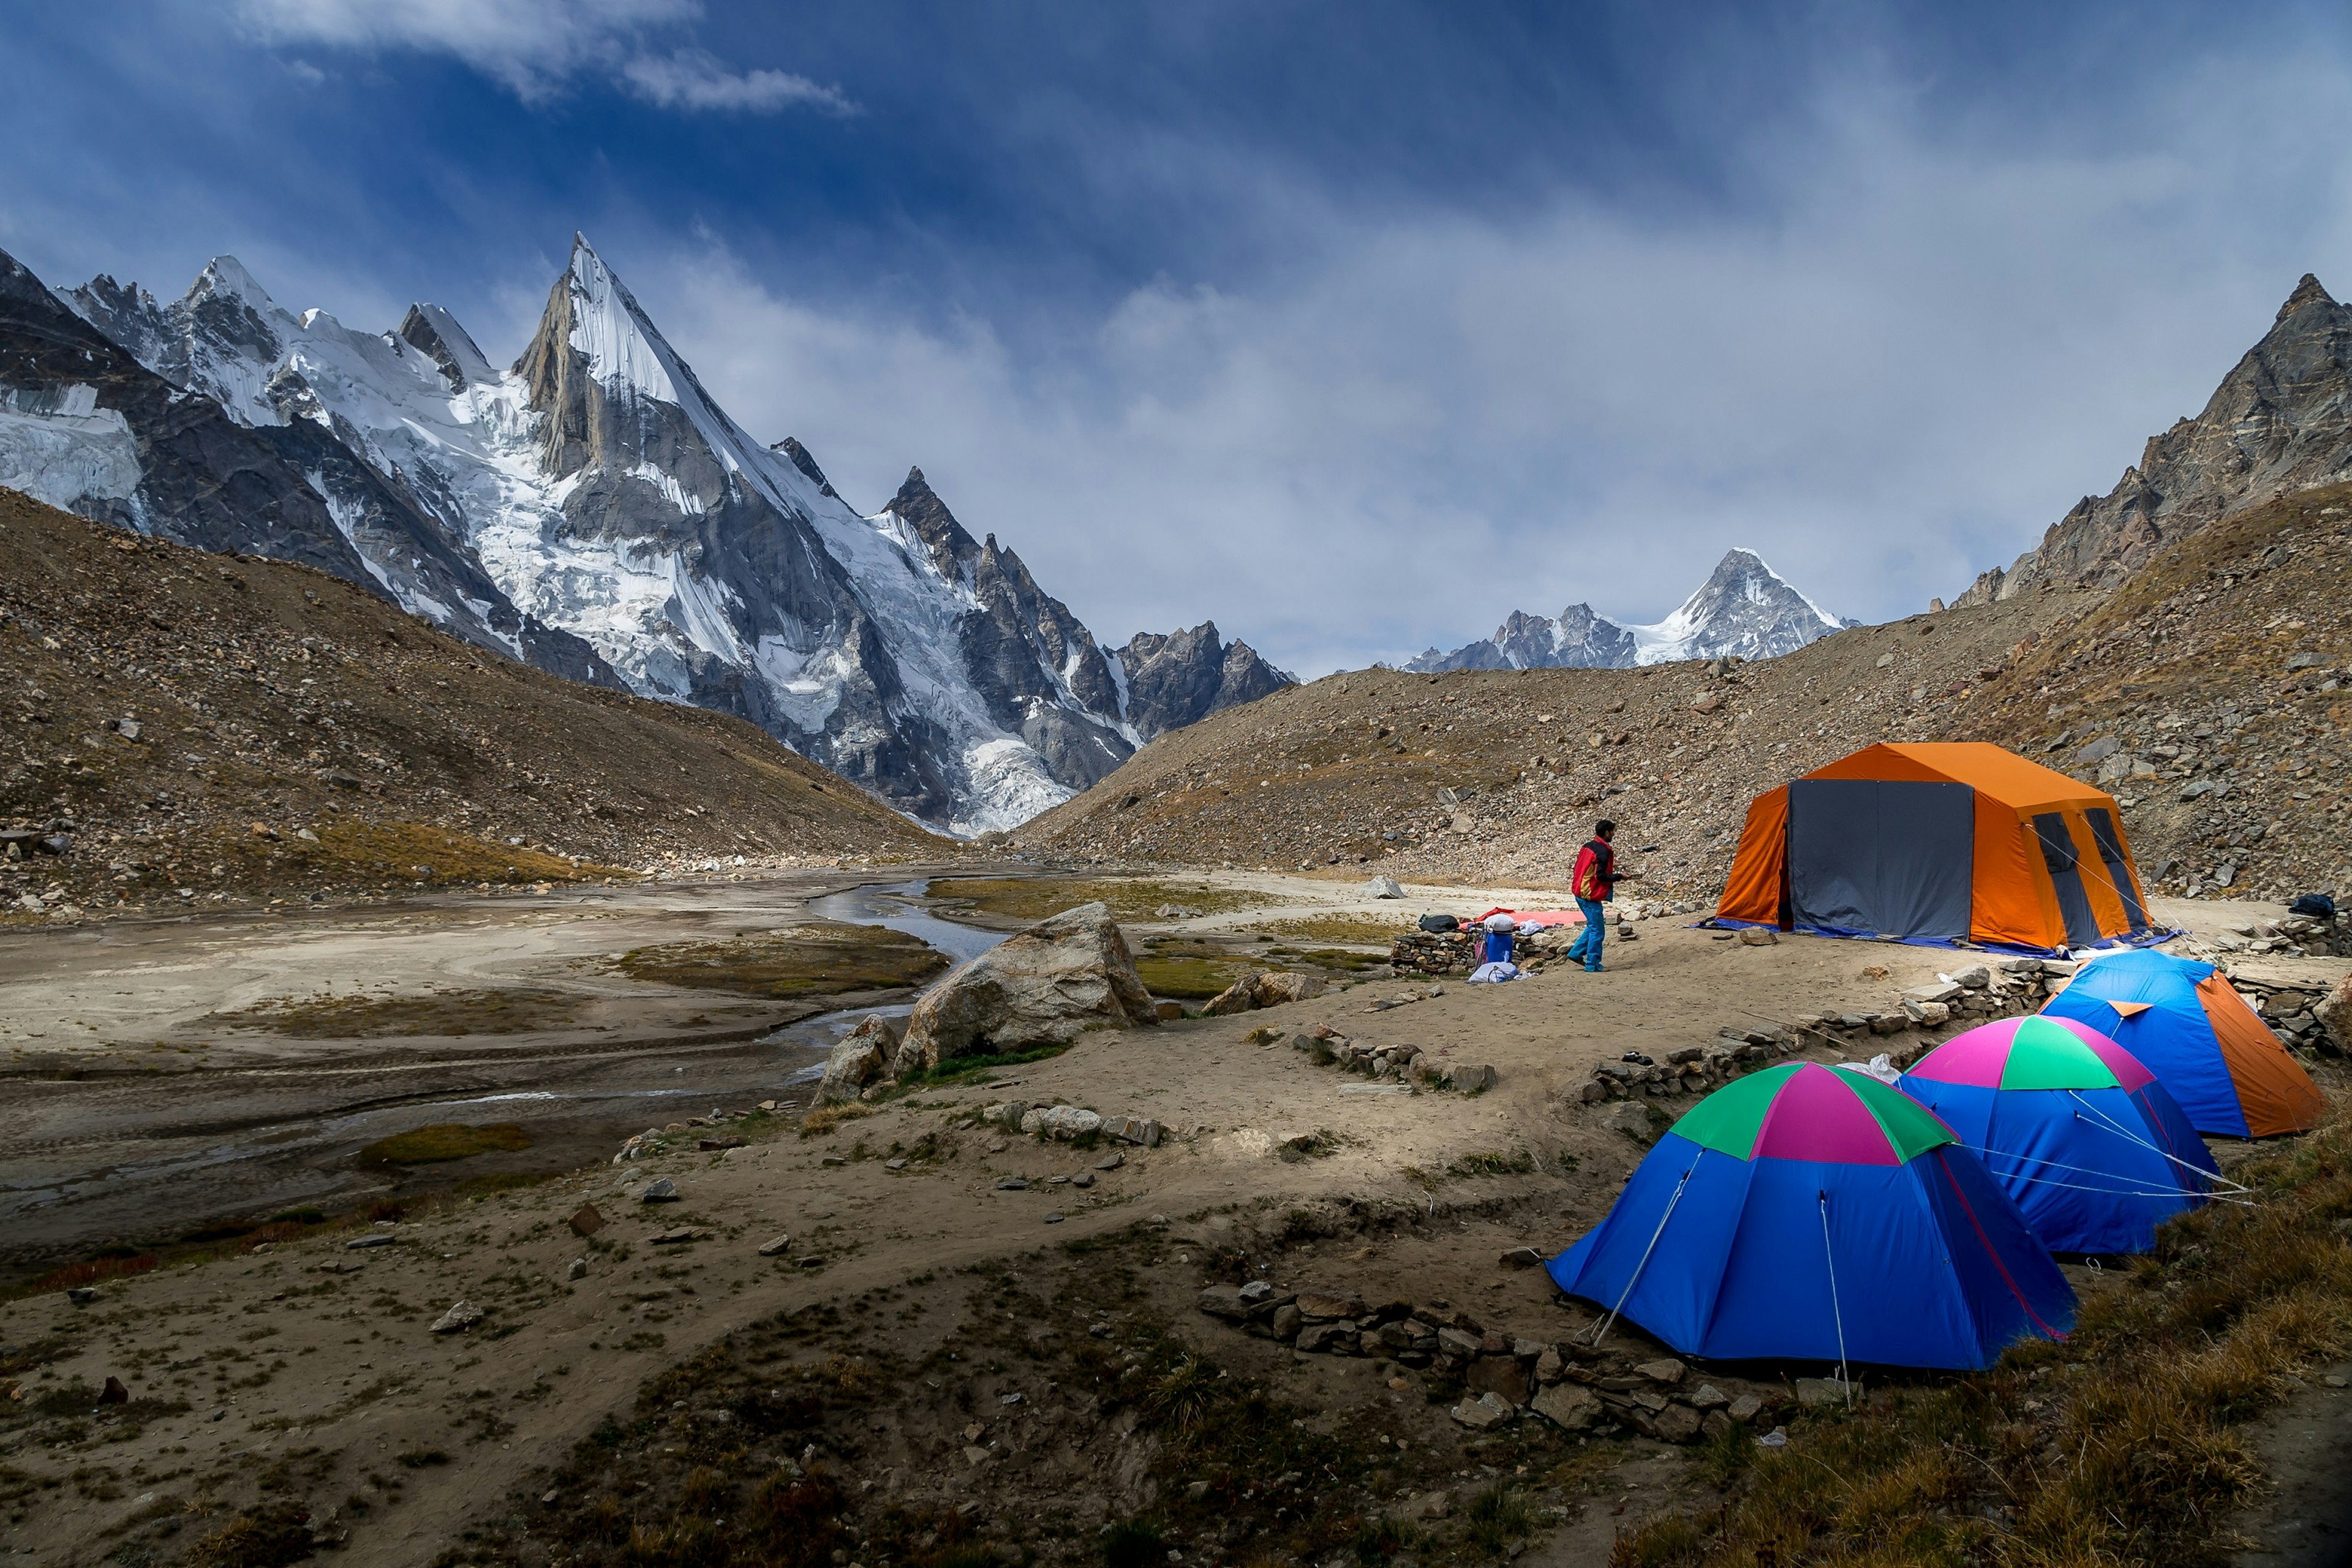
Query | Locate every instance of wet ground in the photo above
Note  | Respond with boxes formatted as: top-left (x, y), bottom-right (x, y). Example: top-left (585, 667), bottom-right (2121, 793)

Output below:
top-left (0, 872), bottom-right (1008, 1276)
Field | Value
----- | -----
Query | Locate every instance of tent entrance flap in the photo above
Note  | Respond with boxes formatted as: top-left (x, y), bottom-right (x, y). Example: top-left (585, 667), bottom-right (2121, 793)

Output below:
top-left (2084, 807), bottom-right (2147, 933)
top-left (2032, 812), bottom-right (2102, 947)
top-left (1787, 779), bottom-right (1975, 940)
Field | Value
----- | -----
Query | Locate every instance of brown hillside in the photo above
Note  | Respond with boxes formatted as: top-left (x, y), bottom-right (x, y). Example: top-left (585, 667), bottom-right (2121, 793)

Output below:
top-left (1012, 588), bottom-right (2091, 897)
top-left (1950, 481), bottom-right (2352, 903)
top-left (0, 488), bottom-right (947, 916)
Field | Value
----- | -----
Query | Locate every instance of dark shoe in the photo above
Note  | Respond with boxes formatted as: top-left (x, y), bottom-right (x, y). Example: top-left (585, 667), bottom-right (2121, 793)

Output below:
top-left (1586, 965), bottom-right (1606, 973)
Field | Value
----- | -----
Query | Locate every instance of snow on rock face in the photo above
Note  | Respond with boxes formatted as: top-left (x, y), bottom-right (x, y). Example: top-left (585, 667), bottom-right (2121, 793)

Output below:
top-left (0, 385), bottom-right (141, 513)
top-left (47, 232), bottom-right (1169, 833)
top-left (1404, 549), bottom-right (1842, 673)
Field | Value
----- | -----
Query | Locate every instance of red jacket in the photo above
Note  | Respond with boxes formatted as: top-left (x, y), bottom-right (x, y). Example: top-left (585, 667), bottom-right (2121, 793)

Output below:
top-left (1572, 838), bottom-right (1620, 902)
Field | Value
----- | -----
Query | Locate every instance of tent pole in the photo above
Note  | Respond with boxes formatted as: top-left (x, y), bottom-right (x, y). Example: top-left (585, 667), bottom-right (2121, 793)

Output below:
top-left (1820, 1190), bottom-right (1852, 1409)
top-left (1588, 1168), bottom-right (1691, 1348)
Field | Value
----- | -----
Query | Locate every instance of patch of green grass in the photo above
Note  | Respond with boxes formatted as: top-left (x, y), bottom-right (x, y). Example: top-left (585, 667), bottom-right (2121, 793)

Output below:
top-left (613, 923), bottom-right (948, 998)
top-left (889, 1041), bottom-right (1074, 1091)
top-left (1446, 1148), bottom-right (1536, 1178)
top-left (360, 1123), bottom-right (531, 1166)
top-left (1134, 956), bottom-right (1254, 999)
top-left (206, 986), bottom-right (581, 1038)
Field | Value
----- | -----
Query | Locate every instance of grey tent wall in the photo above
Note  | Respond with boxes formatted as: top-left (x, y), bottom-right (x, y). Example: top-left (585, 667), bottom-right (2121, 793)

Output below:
top-left (1787, 778), bottom-right (1976, 940)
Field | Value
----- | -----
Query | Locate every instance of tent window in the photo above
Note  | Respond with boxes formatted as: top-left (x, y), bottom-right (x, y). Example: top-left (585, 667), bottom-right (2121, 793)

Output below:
top-left (2032, 812), bottom-right (2101, 947)
top-left (2084, 807), bottom-right (2147, 933)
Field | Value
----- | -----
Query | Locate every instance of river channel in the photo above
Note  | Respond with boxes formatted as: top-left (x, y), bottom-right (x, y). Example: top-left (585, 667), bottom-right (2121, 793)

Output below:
top-left (0, 879), bottom-right (1007, 1273)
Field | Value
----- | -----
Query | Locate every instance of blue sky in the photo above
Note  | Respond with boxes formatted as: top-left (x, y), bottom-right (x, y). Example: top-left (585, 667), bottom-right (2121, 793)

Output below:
top-left (7, 2), bottom-right (2352, 676)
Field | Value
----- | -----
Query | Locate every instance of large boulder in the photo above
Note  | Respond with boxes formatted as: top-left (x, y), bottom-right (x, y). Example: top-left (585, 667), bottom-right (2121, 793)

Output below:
top-left (894, 903), bottom-right (1156, 1074)
top-left (816, 1015), bottom-right (899, 1104)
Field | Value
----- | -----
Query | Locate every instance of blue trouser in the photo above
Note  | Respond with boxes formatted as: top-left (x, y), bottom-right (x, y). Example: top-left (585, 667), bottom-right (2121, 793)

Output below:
top-left (1565, 898), bottom-right (1607, 968)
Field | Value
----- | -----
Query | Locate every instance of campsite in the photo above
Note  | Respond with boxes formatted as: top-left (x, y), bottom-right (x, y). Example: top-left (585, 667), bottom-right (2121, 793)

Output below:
top-left (3, 730), bottom-right (2348, 1566)
top-left (10, 17), bottom-right (2352, 1562)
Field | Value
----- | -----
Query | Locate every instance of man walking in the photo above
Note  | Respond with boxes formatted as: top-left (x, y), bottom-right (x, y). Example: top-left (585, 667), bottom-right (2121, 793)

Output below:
top-left (1565, 819), bottom-right (1634, 972)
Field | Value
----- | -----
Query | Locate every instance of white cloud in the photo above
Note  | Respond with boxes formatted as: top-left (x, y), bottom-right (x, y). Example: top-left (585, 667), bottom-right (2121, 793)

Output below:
top-left (611, 55), bottom-right (2352, 681)
top-left (235, 0), bottom-right (848, 113)
top-left (619, 49), bottom-right (853, 115)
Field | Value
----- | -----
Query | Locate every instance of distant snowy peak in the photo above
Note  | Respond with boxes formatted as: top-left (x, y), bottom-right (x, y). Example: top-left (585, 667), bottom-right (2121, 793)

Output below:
top-left (1404, 549), bottom-right (1842, 673)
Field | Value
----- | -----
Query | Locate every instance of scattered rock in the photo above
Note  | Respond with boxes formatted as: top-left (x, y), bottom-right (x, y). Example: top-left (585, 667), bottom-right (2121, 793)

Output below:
top-left (565, 1257), bottom-right (588, 1281)
top-left (1043, 1212), bottom-right (1064, 1224)
top-left (345, 1234), bottom-right (398, 1250)
top-left (639, 1178), bottom-right (680, 1203)
top-left (1153, 1000), bottom-right (1185, 1022)
top-left (1651, 1403), bottom-right (1703, 1443)
top-left (1398, 1490), bottom-right (1453, 1521)
top-left (1449, 1391), bottom-right (1517, 1430)
top-left (1028, 1105), bottom-right (1106, 1141)
top-left (1635, 1358), bottom-right (1686, 1385)
top-left (1795, 1377), bottom-right (1854, 1408)
top-left (99, 1376), bottom-right (129, 1404)
top-left (893, 903), bottom-right (1158, 1073)
top-left (66, 1287), bottom-right (97, 1306)
top-left (757, 1235), bottom-right (792, 1257)
top-left (649, 1227), bottom-right (710, 1246)
top-left (1530, 1382), bottom-right (1599, 1431)
top-left (1093, 1150), bottom-right (1126, 1170)
top-left (1295, 1291), bottom-right (1368, 1321)
top-left (1727, 1394), bottom-right (1765, 1423)
top-left (568, 1203), bottom-right (606, 1237)
top-left (995, 1177), bottom-right (1030, 1191)
top-left (1601, 1102), bottom-right (1657, 1142)
top-left (1099, 1115), bottom-right (1163, 1147)
top-left (1736, 927), bottom-right (1778, 946)
top-left (1444, 1062), bottom-right (1499, 1093)
top-left (431, 1301), bottom-right (484, 1335)
top-left (1365, 875), bottom-right (1405, 899)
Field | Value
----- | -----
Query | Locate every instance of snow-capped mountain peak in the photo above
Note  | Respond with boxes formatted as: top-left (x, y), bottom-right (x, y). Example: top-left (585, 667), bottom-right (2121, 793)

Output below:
top-left (1404, 548), bottom-right (1844, 673)
top-left (5, 234), bottom-right (1295, 832)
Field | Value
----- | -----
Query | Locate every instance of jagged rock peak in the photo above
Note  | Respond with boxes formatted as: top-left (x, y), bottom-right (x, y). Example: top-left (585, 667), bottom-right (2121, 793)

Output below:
top-left (771, 436), bottom-right (836, 497)
top-left (1956, 268), bottom-right (2352, 607)
top-left (1115, 621), bottom-right (1296, 741)
top-left (2280, 273), bottom-right (2337, 322)
top-left (397, 303), bottom-right (497, 391)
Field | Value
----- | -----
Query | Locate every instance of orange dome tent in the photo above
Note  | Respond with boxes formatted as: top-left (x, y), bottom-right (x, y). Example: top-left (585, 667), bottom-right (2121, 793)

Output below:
top-left (1714, 742), bottom-right (2165, 954)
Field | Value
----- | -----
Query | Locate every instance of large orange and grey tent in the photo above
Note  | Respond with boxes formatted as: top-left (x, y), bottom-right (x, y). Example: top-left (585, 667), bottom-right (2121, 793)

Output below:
top-left (1716, 742), bottom-right (2162, 954)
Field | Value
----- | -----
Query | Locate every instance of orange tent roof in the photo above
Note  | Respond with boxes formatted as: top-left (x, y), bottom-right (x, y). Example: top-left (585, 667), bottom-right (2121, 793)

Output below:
top-left (1806, 742), bottom-right (2120, 813)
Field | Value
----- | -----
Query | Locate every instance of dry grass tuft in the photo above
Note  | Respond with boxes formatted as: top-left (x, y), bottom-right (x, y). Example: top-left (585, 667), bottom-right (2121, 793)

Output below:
top-left (1610, 1110), bottom-right (2352, 1567)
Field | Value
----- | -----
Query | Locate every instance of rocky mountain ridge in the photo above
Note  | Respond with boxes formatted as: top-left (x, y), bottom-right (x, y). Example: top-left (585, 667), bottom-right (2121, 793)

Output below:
top-left (1958, 273), bottom-right (2352, 606)
top-left (1, 236), bottom-right (1285, 833)
top-left (1406, 548), bottom-right (1844, 673)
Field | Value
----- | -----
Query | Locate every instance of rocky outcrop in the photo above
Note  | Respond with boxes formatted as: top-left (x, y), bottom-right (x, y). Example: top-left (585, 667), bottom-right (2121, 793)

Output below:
top-left (873, 468), bottom-right (1135, 789)
top-left (1200, 970), bottom-right (1328, 1016)
top-left (1958, 274), bottom-right (2352, 606)
top-left (892, 903), bottom-right (1158, 1073)
top-left (1114, 623), bottom-right (1295, 740)
top-left (816, 1015), bottom-right (900, 1104)
top-left (1405, 550), bottom-right (1842, 673)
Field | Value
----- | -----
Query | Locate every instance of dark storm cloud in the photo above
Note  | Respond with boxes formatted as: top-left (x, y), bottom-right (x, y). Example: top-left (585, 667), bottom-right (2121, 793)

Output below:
top-left (4, 3), bottom-right (2350, 674)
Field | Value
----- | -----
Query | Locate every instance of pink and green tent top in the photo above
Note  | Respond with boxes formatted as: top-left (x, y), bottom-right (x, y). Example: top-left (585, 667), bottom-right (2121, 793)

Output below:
top-left (1671, 1060), bottom-right (1956, 1165)
top-left (1903, 1014), bottom-right (2155, 1092)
